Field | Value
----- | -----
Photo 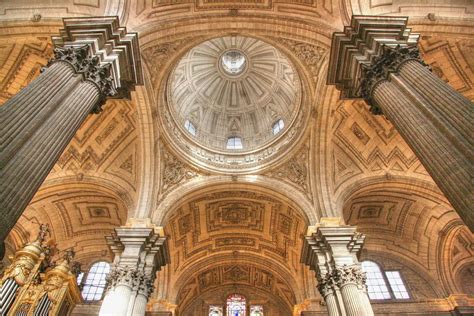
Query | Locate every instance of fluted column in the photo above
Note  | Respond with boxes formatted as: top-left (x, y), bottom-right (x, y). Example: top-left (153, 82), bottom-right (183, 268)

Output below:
top-left (99, 224), bottom-right (169, 316)
top-left (362, 47), bottom-right (473, 230)
top-left (0, 17), bottom-right (143, 250)
top-left (302, 221), bottom-right (374, 316)
top-left (327, 16), bottom-right (474, 231)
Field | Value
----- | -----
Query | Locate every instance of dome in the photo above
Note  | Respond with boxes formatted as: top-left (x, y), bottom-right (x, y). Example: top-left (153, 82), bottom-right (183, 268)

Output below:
top-left (168, 36), bottom-right (301, 152)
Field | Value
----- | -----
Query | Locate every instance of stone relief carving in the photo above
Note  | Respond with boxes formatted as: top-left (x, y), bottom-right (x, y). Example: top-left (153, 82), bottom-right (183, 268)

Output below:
top-left (276, 38), bottom-right (327, 78)
top-left (142, 38), bottom-right (199, 84)
top-left (159, 146), bottom-right (199, 199)
top-left (265, 142), bottom-right (311, 198)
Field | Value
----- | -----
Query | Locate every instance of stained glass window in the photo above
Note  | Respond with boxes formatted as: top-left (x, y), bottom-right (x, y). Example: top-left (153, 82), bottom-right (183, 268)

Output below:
top-left (272, 119), bottom-right (284, 135)
top-left (226, 294), bottom-right (246, 316)
top-left (81, 261), bottom-right (110, 301)
top-left (250, 305), bottom-right (263, 316)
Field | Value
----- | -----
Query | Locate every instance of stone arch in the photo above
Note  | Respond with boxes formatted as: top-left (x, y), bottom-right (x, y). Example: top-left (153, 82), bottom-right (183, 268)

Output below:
top-left (152, 177), bottom-right (314, 225)
top-left (341, 177), bottom-right (472, 299)
top-left (7, 181), bottom-right (129, 266)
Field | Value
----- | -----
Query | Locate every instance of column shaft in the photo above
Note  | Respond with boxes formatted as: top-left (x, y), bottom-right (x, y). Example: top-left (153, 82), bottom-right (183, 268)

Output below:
top-left (131, 294), bottom-right (148, 315)
top-left (327, 16), bottom-right (474, 230)
top-left (372, 74), bottom-right (473, 228)
top-left (100, 285), bottom-right (132, 316)
top-left (0, 67), bottom-right (101, 241)
top-left (340, 284), bottom-right (370, 316)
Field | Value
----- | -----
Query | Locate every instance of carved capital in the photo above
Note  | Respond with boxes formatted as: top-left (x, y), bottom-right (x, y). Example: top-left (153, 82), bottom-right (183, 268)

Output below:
top-left (137, 273), bottom-right (154, 298)
top-left (360, 45), bottom-right (428, 114)
top-left (317, 273), bottom-right (337, 298)
top-left (334, 264), bottom-right (367, 289)
top-left (105, 266), bottom-right (137, 290)
top-left (49, 46), bottom-right (117, 112)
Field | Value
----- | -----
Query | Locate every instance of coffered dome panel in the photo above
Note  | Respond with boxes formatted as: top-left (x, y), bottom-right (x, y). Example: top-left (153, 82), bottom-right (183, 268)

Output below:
top-left (162, 36), bottom-right (308, 173)
top-left (169, 36), bottom-right (300, 151)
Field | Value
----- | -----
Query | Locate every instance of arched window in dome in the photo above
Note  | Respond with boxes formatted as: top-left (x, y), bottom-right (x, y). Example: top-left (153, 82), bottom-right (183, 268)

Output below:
top-left (272, 119), bottom-right (284, 135)
top-left (79, 261), bottom-right (110, 301)
top-left (226, 294), bottom-right (246, 316)
top-left (184, 120), bottom-right (196, 136)
top-left (361, 260), bottom-right (410, 300)
top-left (226, 136), bottom-right (243, 150)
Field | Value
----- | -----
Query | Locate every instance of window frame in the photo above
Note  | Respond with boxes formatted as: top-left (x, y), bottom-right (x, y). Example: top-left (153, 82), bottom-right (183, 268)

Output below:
top-left (184, 119), bottom-right (197, 136)
top-left (77, 260), bottom-right (111, 303)
top-left (272, 119), bottom-right (284, 135)
top-left (361, 260), bottom-right (412, 302)
top-left (226, 136), bottom-right (243, 150)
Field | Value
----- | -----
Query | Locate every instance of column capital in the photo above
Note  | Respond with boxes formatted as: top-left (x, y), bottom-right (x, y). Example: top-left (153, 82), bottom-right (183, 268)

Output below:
top-left (51, 17), bottom-right (143, 109)
top-left (327, 15), bottom-right (419, 110)
top-left (360, 45), bottom-right (428, 113)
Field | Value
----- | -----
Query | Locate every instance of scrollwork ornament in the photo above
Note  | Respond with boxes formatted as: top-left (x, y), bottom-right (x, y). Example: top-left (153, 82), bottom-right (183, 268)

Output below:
top-left (360, 45), bottom-right (429, 114)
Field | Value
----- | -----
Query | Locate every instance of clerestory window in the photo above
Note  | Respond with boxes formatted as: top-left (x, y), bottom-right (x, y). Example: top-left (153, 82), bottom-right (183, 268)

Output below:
top-left (361, 260), bottom-right (410, 301)
top-left (226, 136), bottom-right (243, 150)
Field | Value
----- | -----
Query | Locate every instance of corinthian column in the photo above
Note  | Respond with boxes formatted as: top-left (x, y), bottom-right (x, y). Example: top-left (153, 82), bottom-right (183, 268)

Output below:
top-left (99, 223), bottom-right (169, 316)
top-left (327, 16), bottom-right (474, 231)
top-left (302, 220), bottom-right (374, 316)
top-left (0, 17), bottom-right (143, 248)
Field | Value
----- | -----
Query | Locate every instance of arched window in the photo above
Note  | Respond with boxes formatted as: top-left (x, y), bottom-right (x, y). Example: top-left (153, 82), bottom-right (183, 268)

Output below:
top-left (272, 119), bottom-right (284, 135)
top-left (361, 261), bottom-right (410, 300)
top-left (226, 136), bottom-right (243, 150)
top-left (226, 294), bottom-right (246, 316)
top-left (184, 120), bottom-right (196, 136)
top-left (79, 261), bottom-right (110, 301)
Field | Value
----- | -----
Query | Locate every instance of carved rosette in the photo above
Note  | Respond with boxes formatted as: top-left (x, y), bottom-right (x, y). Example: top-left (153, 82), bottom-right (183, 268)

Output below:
top-left (360, 45), bottom-right (428, 114)
top-left (49, 46), bottom-right (117, 113)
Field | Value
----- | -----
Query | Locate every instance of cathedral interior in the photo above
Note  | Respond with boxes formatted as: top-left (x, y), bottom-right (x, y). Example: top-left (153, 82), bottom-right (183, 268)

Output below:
top-left (0, 0), bottom-right (473, 315)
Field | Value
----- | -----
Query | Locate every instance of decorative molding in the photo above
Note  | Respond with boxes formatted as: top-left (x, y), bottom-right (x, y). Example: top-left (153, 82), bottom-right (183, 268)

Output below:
top-left (264, 141), bottom-right (312, 199)
top-left (275, 38), bottom-right (326, 78)
top-left (327, 16), bottom-right (419, 99)
top-left (159, 146), bottom-right (199, 200)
